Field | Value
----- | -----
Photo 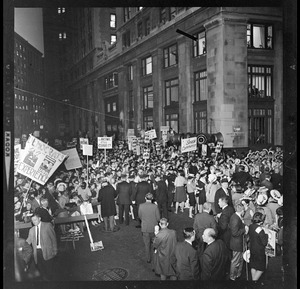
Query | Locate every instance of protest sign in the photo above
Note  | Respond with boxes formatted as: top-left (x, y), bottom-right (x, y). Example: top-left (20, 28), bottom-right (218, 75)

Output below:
top-left (181, 137), bottom-right (197, 153)
top-left (201, 144), bottom-right (207, 156)
top-left (144, 136), bottom-right (150, 144)
top-left (60, 148), bottom-right (82, 170)
top-left (98, 137), bottom-right (112, 149)
top-left (80, 138), bottom-right (89, 150)
top-left (15, 138), bottom-right (21, 145)
top-left (16, 135), bottom-right (67, 185)
top-left (14, 144), bottom-right (22, 172)
top-left (264, 228), bottom-right (276, 257)
top-left (215, 141), bottom-right (223, 153)
top-left (145, 129), bottom-right (157, 140)
top-left (127, 129), bottom-right (135, 137)
top-left (82, 144), bottom-right (93, 156)
top-left (143, 149), bottom-right (150, 160)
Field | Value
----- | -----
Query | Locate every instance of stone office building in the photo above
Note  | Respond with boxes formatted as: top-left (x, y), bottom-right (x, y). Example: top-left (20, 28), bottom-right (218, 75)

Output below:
top-left (44, 7), bottom-right (283, 149)
top-left (14, 32), bottom-right (46, 139)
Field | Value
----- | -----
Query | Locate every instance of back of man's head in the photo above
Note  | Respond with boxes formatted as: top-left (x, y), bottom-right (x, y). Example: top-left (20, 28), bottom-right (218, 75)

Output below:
top-left (203, 202), bottom-right (212, 212)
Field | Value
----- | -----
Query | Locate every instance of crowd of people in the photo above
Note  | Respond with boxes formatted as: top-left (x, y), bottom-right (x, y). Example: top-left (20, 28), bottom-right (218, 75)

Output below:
top-left (14, 138), bottom-right (283, 282)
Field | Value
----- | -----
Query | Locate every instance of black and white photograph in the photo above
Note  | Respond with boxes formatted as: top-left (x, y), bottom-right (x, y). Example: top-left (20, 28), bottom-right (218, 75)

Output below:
top-left (3, 1), bottom-right (297, 289)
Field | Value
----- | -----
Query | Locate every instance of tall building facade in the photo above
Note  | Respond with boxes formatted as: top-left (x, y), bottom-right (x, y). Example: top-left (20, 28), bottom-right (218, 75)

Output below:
top-left (14, 32), bottom-right (46, 139)
top-left (43, 7), bottom-right (283, 149)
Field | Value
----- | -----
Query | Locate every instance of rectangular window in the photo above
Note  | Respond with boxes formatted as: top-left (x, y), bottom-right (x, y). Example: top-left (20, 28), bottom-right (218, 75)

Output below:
top-left (122, 30), bottom-right (131, 47)
top-left (129, 90), bottom-right (134, 111)
top-left (165, 113), bottom-right (179, 134)
top-left (107, 103), bottom-right (111, 113)
top-left (248, 108), bottom-right (273, 145)
top-left (165, 78), bottom-right (179, 106)
top-left (248, 66), bottom-right (272, 99)
top-left (124, 8), bottom-right (131, 22)
top-left (128, 65), bottom-right (133, 81)
top-left (163, 44), bottom-right (178, 68)
top-left (160, 7), bottom-right (167, 24)
top-left (112, 102), bottom-right (117, 111)
top-left (137, 21), bottom-right (143, 38)
top-left (143, 86), bottom-right (154, 109)
top-left (104, 72), bottom-right (118, 90)
top-left (170, 7), bottom-right (176, 19)
top-left (194, 111), bottom-right (207, 133)
top-left (144, 115), bottom-right (153, 129)
top-left (193, 31), bottom-right (206, 57)
top-left (110, 13), bottom-right (116, 28)
top-left (247, 24), bottom-right (273, 49)
top-left (141, 56), bottom-right (152, 76)
top-left (144, 17), bottom-right (150, 36)
top-left (195, 71), bottom-right (207, 101)
top-left (111, 34), bottom-right (117, 44)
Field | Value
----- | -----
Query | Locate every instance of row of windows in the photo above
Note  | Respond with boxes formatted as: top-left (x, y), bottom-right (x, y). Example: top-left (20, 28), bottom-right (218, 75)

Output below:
top-left (15, 42), bottom-right (26, 52)
top-left (112, 63), bottom-right (272, 107)
top-left (123, 7), bottom-right (143, 22)
top-left (122, 22), bottom-right (273, 54)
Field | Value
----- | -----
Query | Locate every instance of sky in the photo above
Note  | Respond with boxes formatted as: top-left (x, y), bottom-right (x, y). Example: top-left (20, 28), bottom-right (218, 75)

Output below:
top-left (14, 8), bottom-right (44, 55)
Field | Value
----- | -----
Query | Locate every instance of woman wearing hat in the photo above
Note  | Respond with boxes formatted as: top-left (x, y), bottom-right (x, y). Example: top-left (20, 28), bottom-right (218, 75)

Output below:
top-left (248, 212), bottom-right (269, 283)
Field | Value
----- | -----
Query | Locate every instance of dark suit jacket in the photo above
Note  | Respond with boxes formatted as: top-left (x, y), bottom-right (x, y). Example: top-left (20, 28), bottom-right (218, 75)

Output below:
top-left (229, 213), bottom-right (246, 252)
top-left (193, 212), bottom-right (218, 242)
top-left (218, 205), bottom-right (235, 249)
top-left (116, 181), bottom-right (132, 205)
top-left (26, 221), bottom-right (57, 264)
top-left (174, 240), bottom-right (199, 280)
top-left (98, 184), bottom-right (117, 217)
top-left (155, 180), bottom-right (168, 204)
top-left (200, 239), bottom-right (230, 280)
top-left (214, 188), bottom-right (234, 214)
top-left (138, 202), bottom-right (160, 233)
top-left (133, 181), bottom-right (152, 205)
top-left (153, 228), bottom-right (177, 276)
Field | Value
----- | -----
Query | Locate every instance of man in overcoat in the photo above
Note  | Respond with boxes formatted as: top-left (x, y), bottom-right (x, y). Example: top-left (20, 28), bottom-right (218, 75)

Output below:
top-left (116, 174), bottom-right (132, 225)
top-left (132, 173), bottom-right (152, 228)
top-left (152, 218), bottom-right (177, 280)
top-left (217, 196), bottom-right (235, 250)
top-left (98, 178), bottom-right (118, 232)
top-left (200, 228), bottom-right (231, 280)
top-left (173, 227), bottom-right (200, 280)
top-left (138, 193), bottom-right (160, 263)
top-left (229, 203), bottom-right (249, 280)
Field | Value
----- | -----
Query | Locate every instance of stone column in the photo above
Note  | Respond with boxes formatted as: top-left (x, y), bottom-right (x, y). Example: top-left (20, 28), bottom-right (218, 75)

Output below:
top-left (204, 15), bottom-right (248, 147)
top-left (178, 36), bottom-right (193, 134)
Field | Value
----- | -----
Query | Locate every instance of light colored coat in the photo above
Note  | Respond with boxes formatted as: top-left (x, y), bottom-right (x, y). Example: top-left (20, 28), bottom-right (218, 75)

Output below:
top-left (26, 221), bottom-right (57, 264)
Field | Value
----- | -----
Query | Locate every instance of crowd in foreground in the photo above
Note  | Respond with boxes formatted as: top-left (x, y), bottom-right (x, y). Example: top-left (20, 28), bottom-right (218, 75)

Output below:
top-left (14, 140), bottom-right (283, 283)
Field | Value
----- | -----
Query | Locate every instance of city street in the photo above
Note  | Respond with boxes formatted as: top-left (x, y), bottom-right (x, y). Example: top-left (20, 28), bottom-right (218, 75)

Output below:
top-left (19, 207), bottom-right (284, 287)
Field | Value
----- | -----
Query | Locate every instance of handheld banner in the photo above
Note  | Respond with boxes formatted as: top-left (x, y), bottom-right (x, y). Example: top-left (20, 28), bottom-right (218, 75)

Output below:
top-left (145, 129), bottom-right (157, 140)
top-left (80, 138), bottom-right (89, 150)
top-left (98, 137), bottom-right (112, 149)
top-left (14, 144), bottom-right (22, 172)
top-left (60, 148), bottom-right (82, 170)
top-left (16, 135), bottom-right (67, 185)
top-left (264, 228), bottom-right (276, 257)
top-left (144, 136), bottom-right (150, 144)
top-left (82, 144), bottom-right (93, 156)
top-left (181, 137), bottom-right (197, 153)
top-left (201, 144), bottom-right (207, 156)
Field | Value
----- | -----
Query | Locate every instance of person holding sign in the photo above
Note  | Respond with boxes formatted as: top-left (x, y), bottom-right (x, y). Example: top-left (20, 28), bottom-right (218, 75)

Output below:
top-left (248, 212), bottom-right (269, 283)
